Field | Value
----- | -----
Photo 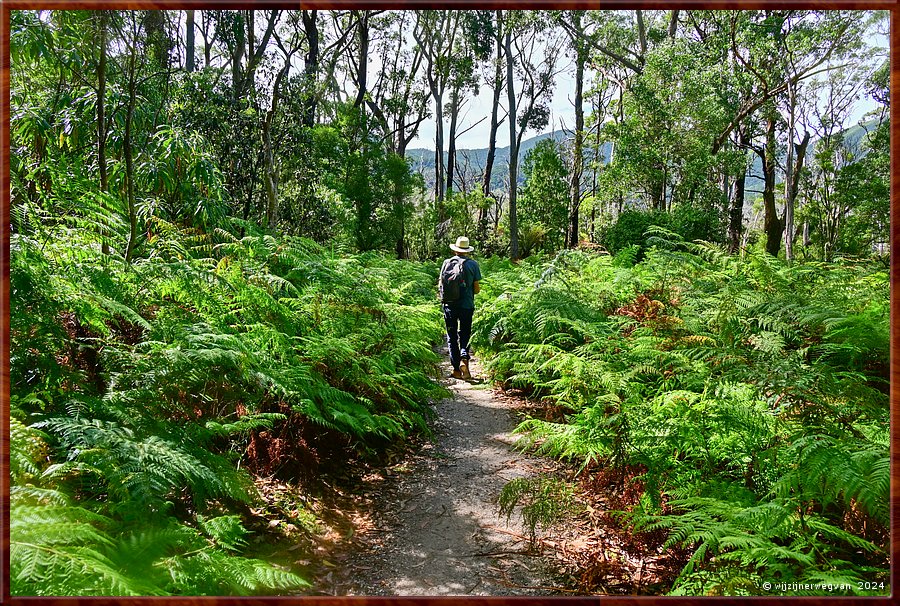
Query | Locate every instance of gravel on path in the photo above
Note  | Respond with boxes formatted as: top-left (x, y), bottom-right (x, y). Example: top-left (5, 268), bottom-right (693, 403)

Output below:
top-left (339, 359), bottom-right (562, 596)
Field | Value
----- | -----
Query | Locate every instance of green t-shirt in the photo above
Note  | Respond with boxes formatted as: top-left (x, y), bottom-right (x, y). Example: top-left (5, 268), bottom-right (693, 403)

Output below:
top-left (442, 256), bottom-right (482, 310)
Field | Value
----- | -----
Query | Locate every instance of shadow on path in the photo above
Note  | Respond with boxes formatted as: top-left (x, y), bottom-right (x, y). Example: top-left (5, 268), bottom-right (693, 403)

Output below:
top-left (339, 360), bottom-right (560, 596)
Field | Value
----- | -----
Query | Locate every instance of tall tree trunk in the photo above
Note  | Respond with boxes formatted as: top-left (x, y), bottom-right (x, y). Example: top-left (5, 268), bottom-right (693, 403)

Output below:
top-left (729, 171), bottom-right (746, 254)
top-left (229, 10), bottom-right (279, 99)
top-left (480, 17), bottom-right (504, 242)
top-left (263, 123), bottom-right (277, 228)
top-left (651, 176), bottom-right (665, 211)
top-left (567, 12), bottom-right (585, 249)
top-left (143, 10), bottom-right (170, 70)
top-left (505, 28), bottom-right (519, 260)
top-left (396, 218), bottom-right (406, 259)
top-left (263, 54), bottom-right (296, 229)
top-left (231, 13), bottom-right (245, 98)
top-left (481, 13), bottom-right (503, 202)
top-left (202, 12), bottom-right (213, 68)
top-left (302, 10), bottom-right (318, 127)
top-left (590, 87), bottom-right (603, 242)
top-left (615, 83), bottom-right (624, 214)
top-left (124, 32), bottom-right (138, 263)
top-left (761, 115), bottom-right (782, 257)
top-left (186, 10), bottom-right (195, 72)
top-left (434, 90), bottom-right (445, 214)
top-left (415, 11), bottom-right (458, 220)
top-left (446, 89), bottom-right (459, 200)
top-left (395, 168), bottom-right (408, 260)
top-left (479, 90), bottom-right (496, 233)
top-left (784, 128), bottom-right (810, 261)
top-left (635, 10), bottom-right (647, 60)
top-left (96, 11), bottom-right (109, 255)
top-left (668, 9), bottom-right (680, 39)
top-left (783, 82), bottom-right (796, 261)
top-left (353, 12), bottom-right (369, 109)
top-left (395, 133), bottom-right (410, 259)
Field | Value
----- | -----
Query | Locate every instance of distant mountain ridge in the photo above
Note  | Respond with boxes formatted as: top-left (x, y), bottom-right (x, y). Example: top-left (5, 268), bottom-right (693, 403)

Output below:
top-left (406, 131), bottom-right (612, 192)
top-left (407, 119), bottom-right (882, 198)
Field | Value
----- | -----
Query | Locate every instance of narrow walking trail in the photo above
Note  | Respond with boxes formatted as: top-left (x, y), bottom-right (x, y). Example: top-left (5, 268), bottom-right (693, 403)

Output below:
top-left (336, 358), bottom-right (562, 596)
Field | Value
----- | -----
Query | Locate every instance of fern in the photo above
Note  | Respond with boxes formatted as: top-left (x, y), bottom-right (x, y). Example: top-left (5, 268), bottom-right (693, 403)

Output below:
top-left (499, 475), bottom-right (576, 543)
top-left (475, 247), bottom-right (889, 595)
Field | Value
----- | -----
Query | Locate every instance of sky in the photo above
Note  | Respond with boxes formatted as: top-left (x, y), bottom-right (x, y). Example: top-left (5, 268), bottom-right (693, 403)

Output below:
top-left (407, 28), bottom-right (889, 152)
top-left (409, 56), bottom-right (580, 151)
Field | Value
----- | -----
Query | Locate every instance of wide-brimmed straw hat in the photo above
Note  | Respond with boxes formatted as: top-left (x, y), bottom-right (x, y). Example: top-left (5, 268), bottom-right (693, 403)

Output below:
top-left (450, 236), bottom-right (475, 253)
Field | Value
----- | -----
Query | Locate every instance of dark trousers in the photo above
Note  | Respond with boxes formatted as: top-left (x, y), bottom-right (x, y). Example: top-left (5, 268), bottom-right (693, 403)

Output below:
top-left (443, 304), bottom-right (474, 371)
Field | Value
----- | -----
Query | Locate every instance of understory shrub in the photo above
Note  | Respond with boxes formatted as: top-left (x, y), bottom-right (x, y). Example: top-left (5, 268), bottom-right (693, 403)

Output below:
top-left (601, 205), bottom-right (725, 259)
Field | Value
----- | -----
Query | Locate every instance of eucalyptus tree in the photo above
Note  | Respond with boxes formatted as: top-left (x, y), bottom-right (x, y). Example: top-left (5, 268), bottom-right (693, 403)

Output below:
top-left (414, 10), bottom-right (461, 214)
top-left (579, 10), bottom-right (652, 75)
top-left (185, 10), bottom-right (195, 72)
top-left (592, 11), bottom-right (724, 215)
top-left (504, 10), bottom-right (563, 260)
top-left (588, 59), bottom-right (630, 218)
top-left (305, 10), bottom-right (359, 125)
top-left (477, 10), bottom-right (507, 241)
top-left (366, 11), bottom-right (430, 158)
top-left (582, 72), bottom-right (616, 240)
top-left (555, 10), bottom-right (601, 248)
top-left (195, 10), bottom-right (249, 70)
top-left (350, 10), bottom-right (374, 109)
top-left (444, 32), bottom-right (481, 200)
top-left (848, 57), bottom-right (891, 253)
top-left (143, 10), bottom-right (174, 70)
top-left (719, 10), bottom-right (870, 256)
top-left (801, 64), bottom-right (878, 260)
top-left (261, 15), bottom-right (306, 228)
top-left (775, 11), bottom-right (873, 260)
top-left (300, 10), bottom-right (317, 126)
top-left (366, 11), bottom-right (432, 257)
top-left (671, 9), bottom-right (759, 252)
top-left (210, 10), bottom-right (281, 99)
top-left (581, 10), bottom-right (662, 222)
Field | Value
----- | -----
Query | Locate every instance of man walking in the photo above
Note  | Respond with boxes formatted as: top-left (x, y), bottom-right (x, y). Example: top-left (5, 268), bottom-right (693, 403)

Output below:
top-left (438, 236), bottom-right (482, 380)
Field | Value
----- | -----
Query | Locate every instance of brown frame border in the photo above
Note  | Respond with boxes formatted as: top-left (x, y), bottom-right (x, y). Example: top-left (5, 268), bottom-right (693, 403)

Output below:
top-left (1, 1), bottom-right (897, 604)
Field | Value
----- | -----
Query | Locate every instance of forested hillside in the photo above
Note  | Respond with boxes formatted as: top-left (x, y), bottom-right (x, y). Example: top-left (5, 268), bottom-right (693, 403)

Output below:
top-left (8, 8), bottom-right (890, 597)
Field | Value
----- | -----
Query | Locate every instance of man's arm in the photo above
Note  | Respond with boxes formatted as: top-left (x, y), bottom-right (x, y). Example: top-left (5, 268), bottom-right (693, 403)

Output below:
top-left (473, 281), bottom-right (480, 295)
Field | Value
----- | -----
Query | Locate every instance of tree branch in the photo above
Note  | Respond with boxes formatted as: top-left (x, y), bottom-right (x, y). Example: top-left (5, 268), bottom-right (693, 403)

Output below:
top-left (635, 10), bottom-right (647, 60)
top-left (558, 18), bottom-right (642, 74)
top-left (247, 10), bottom-right (281, 76)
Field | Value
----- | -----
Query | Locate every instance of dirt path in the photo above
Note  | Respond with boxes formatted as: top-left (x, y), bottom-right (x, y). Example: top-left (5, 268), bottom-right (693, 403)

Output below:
top-left (333, 358), bottom-right (562, 596)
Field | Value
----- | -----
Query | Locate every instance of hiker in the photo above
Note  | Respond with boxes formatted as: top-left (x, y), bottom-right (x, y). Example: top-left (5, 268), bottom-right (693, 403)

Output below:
top-left (438, 236), bottom-right (482, 380)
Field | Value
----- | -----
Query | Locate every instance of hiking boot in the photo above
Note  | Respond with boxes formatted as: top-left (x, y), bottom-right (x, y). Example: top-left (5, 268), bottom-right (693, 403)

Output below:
top-left (451, 368), bottom-right (463, 379)
top-left (460, 359), bottom-right (471, 380)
